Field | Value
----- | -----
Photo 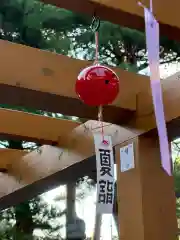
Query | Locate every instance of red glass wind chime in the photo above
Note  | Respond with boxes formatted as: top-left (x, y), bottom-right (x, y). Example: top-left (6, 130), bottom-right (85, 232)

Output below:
top-left (75, 15), bottom-right (120, 144)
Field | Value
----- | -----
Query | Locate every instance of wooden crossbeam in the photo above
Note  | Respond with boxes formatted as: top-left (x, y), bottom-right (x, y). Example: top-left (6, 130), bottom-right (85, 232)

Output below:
top-left (0, 40), bottom-right (179, 142)
top-left (0, 108), bottom-right (80, 144)
top-left (0, 120), bottom-right (179, 210)
top-left (0, 40), bottom-right (179, 130)
top-left (0, 149), bottom-right (26, 197)
top-left (0, 155), bottom-right (96, 211)
top-left (0, 148), bottom-right (26, 170)
top-left (91, 0), bottom-right (180, 29)
top-left (0, 40), bottom-right (144, 123)
top-left (132, 71), bottom-right (180, 133)
top-left (0, 117), bottom-right (179, 209)
top-left (0, 122), bottom-right (139, 200)
top-left (0, 117), bottom-right (177, 201)
top-left (12, 121), bottom-right (139, 183)
top-left (0, 40), bottom-right (178, 143)
top-left (41, 0), bottom-right (180, 41)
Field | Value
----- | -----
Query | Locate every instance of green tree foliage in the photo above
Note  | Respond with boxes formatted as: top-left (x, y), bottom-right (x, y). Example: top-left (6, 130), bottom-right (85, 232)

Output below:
top-left (0, 0), bottom-right (70, 52)
top-left (0, 197), bottom-right (65, 239)
top-left (173, 158), bottom-right (180, 222)
top-left (171, 141), bottom-right (180, 219)
top-left (1, 0), bottom-right (180, 73)
top-left (71, 21), bottom-right (180, 72)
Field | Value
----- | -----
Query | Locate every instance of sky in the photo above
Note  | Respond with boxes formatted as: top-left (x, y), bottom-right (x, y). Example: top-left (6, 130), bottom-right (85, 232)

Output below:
top-left (139, 61), bottom-right (180, 79)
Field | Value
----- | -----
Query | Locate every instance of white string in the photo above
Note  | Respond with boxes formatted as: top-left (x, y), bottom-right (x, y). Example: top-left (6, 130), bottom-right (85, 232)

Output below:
top-left (138, 2), bottom-right (145, 9)
top-left (95, 31), bottom-right (99, 64)
top-left (110, 214), bottom-right (113, 240)
top-left (150, 0), bottom-right (153, 12)
top-left (138, 0), bottom-right (153, 13)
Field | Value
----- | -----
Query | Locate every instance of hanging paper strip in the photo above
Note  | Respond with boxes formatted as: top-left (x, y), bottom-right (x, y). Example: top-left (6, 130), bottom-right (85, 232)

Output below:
top-left (94, 134), bottom-right (115, 214)
top-left (143, 7), bottom-right (171, 175)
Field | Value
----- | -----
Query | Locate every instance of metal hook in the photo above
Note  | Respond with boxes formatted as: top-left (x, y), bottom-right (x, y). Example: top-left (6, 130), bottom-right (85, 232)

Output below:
top-left (90, 14), bottom-right (100, 32)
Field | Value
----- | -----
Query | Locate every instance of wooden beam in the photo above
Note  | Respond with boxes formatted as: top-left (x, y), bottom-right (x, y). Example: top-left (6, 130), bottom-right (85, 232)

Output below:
top-left (0, 122), bottom-right (139, 199)
top-left (11, 121), bottom-right (140, 184)
top-left (0, 119), bottom-right (179, 210)
top-left (132, 71), bottom-right (180, 133)
top-left (0, 41), bottom-right (147, 111)
top-left (0, 148), bottom-right (93, 205)
top-left (91, 0), bottom-right (180, 29)
top-left (0, 115), bottom-right (179, 197)
top-left (0, 148), bottom-right (26, 169)
top-left (0, 40), bottom-right (180, 132)
top-left (0, 40), bottom-right (144, 123)
top-left (0, 119), bottom-right (144, 205)
top-left (2, 39), bottom-right (180, 130)
top-left (0, 117), bottom-right (174, 200)
top-left (0, 149), bottom-right (25, 197)
top-left (0, 155), bottom-right (96, 211)
top-left (0, 173), bottom-right (22, 197)
top-left (41, 0), bottom-right (180, 41)
top-left (0, 108), bottom-right (80, 144)
top-left (116, 134), bottom-right (177, 240)
top-left (0, 110), bottom-right (179, 203)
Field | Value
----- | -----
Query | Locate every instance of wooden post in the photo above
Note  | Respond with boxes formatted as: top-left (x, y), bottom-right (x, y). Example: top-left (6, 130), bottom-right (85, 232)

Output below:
top-left (116, 134), bottom-right (177, 240)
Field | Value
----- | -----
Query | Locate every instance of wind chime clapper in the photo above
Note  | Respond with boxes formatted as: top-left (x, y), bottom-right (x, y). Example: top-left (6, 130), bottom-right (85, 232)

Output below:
top-left (75, 14), bottom-right (120, 145)
top-left (138, 0), bottom-right (171, 176)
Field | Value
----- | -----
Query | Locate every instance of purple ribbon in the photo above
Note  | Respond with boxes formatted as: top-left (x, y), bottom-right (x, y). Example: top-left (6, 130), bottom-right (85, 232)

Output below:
top-left (143, 7), bottom-right (171, 175)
